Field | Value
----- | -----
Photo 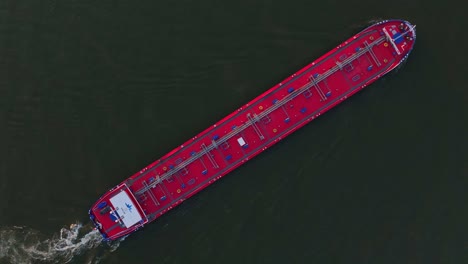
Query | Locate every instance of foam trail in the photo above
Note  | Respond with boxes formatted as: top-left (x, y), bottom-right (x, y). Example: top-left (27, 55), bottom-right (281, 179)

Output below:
top-left (0, 223), bottom-right (113, 264)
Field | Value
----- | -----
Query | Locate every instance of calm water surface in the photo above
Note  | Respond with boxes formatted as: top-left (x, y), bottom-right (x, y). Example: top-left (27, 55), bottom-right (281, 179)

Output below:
top-left (0, 0), bottom-right (466, 263)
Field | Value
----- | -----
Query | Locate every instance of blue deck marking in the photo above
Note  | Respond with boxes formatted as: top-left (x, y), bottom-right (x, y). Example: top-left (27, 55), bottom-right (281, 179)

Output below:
top-left (393, 32), bottom-right (403, 44)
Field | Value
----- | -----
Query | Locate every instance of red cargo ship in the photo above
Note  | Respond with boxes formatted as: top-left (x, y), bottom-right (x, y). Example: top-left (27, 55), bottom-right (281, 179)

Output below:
top-left (89, 19), bottom-right (416, 240)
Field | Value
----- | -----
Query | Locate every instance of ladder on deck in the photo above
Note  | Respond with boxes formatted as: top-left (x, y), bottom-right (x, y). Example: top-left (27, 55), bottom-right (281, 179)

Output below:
top-left (201, 143), bottom-right (219, 169)
top-left (247, 113), bottom-right (265, 140)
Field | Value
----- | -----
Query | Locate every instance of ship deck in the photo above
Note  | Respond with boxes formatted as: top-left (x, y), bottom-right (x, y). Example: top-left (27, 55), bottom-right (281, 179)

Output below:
top-left (90, 19), bottom-right (416, 240)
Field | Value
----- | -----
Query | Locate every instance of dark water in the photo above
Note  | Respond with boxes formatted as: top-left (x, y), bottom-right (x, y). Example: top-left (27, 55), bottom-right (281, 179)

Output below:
top-left (1, 0), bottom-right (466, 263)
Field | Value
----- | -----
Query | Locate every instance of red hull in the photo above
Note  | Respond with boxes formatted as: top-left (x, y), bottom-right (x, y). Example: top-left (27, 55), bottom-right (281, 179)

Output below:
top-left (89, 19), bottom-right (416, 240)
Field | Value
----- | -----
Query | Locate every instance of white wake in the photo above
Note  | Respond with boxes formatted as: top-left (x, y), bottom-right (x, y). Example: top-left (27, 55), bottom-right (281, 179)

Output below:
top-left (0, 222), bottom-right (120, 264)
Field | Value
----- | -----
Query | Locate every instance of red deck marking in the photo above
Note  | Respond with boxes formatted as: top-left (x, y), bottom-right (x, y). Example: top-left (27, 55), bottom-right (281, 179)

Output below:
top-left (89, 20), bottom-right (416, 240)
